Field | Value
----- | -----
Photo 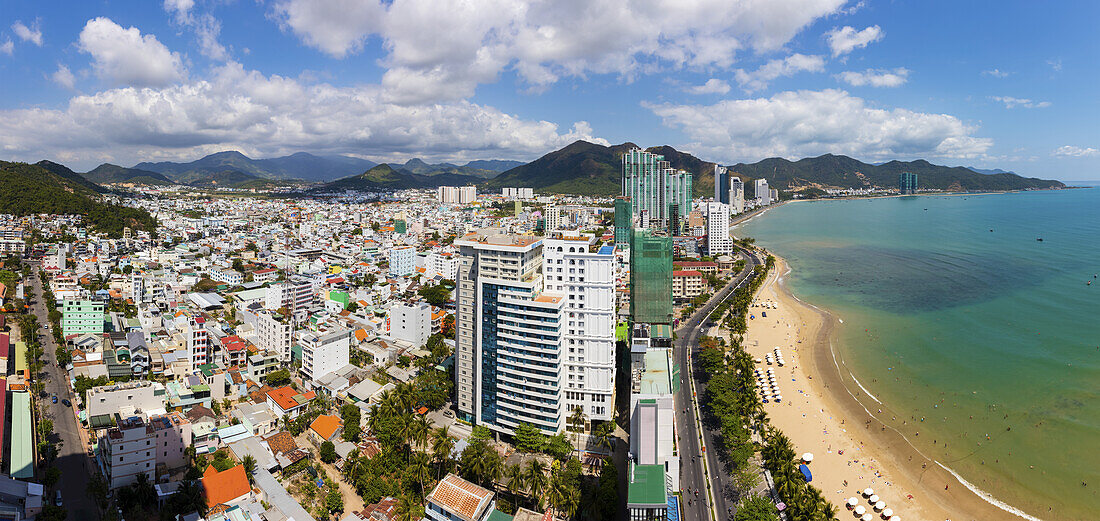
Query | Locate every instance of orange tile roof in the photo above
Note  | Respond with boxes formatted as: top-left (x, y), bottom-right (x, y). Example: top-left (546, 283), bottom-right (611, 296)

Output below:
top-left (309, 414), bottom-right (342, 440)
top-left (262, 431), bottom-right (298, 456)
top-left (201, 464), bottom-right (251, 508)
top-left (266, 386), bottom-right (314, 411)
top-left (427, 474), bottom-right (494, 521)
top-left (354, 329), bottom-right (369, 342)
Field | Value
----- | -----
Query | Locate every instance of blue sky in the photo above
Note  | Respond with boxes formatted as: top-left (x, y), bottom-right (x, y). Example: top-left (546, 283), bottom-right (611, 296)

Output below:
top-left (1, 0), bottom-right (1097, 181)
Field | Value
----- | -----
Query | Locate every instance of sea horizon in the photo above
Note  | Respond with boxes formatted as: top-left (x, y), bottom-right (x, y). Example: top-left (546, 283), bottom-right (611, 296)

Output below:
top-left (737, 188), bottom-right (1100, 521)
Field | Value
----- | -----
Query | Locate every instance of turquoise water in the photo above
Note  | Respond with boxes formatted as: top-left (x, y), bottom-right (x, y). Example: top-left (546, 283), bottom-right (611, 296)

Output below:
top-left (737, 190), bottom-right (1100, 520)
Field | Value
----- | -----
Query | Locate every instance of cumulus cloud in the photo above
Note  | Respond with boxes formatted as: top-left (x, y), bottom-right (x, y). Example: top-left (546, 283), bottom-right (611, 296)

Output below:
top-left (272, 0), bottom-right (848, 101)
top-left (734, 54), bottom-right (825, 92)
top-left (0, 40), bottom-right (12, 56)
top-left (12, 20), bottom-right (43, 46)
top-left (163, 0), bottom-right (196, 24)
top-left (836, 67), bottom-right (909, 87)
top-left (643, 89), bottom-right (992, 162)
top-left (51, 64), bottom-right (76, 90)
top-left (991, 96), bottom-right (1050, 109)
top-left (162, 1), bottom-right (229, 61)
top-left (0, 60), bottom-right (607, 168)
top-left (685, 78), bottom-right (731, 95)
top-left (1053, 145), bottom-right (1098, 157)
top-left (826, 25), bottom-right (882, 57)
top-left (982, 68), bottom-right (1009, 78)
top-left (78, 17), bottom-right (186, 87)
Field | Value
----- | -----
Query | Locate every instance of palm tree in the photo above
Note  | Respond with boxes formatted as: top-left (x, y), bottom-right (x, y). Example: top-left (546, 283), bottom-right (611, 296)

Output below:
top-left (431, 427), bottom-right (456, 478)
top-left (410, 452), bottom-right (433, 497)
top-left (592, 421), bottom-right (614, 454)
top-left (503, 463), bottom-right (524, 502)
top-left (241, 455), bottom-right (258, 485)
top-left (393, 494), bottom-right (423, 521)
top-left (523, 460), bottom-right (548, 510)
top-left (483, 450), bottom-right (503, 491)
top-left (411, 415), bottom-right (434, 451)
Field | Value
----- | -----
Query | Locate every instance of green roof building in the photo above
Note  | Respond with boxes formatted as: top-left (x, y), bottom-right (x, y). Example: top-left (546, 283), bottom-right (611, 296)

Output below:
top-left (628, 463), bottom-right (667, 521)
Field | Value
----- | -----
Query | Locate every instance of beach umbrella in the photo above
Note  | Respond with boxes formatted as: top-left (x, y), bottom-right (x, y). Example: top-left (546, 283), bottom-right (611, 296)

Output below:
top-left (889, 517), bottom-right (900, 521)
top-left (847, 498), bottom-right (858, 508)
top-left (863, 488), bottom-right (874, 497)
top-left (854, 506), bottom-right (866, 515)
top-left (861, 515), bottom-right (873, 521)
top-left (869, 495), bottom-right (879, 503)
top-left (802, 453), bottom-right (814, 462)
top-left (882, 509), bottom-right (893, 518)
top-left (874, 501), bottom-right (885, 511)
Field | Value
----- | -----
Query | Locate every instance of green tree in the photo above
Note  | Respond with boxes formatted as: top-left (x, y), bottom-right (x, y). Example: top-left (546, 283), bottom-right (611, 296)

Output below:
top-left (325, 488), bottom-right (344, 515)
top-left (416, 284), bottom-right (451, 307)
top-left (733, 495), bottom-right (780, 521)
top-left (265, 369), bottom-right (291, 387)
top-left (340, 403), bottom-right (362, 442)
top-left (320, 441), bottom-right (338, 463)
top-left (513, 423), bottom-right (546, 453)
top-left (241, 455), bottom-right (257, 485)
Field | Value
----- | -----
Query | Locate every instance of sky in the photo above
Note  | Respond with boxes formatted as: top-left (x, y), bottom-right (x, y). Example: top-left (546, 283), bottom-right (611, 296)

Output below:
top-left (1, 0), bottom-right (1098, 181)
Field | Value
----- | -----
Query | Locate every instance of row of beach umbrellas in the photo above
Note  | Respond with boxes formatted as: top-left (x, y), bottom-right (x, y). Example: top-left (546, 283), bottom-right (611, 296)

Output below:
top-left (755, 367), bottom-right (782, 402)
top-left (845, 488), bottom-right (899, 520)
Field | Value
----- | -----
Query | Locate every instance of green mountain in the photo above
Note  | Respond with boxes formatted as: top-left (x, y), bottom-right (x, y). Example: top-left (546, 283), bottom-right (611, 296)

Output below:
top-left (399, 158), bottom-right (501, 179)
top-left (84, 163), bottom-right (173, 186)
top-left (729, 154), bottom-right (1064, 192)
top-left (464, 159), bottom-right (525, 172)
top-left (0, 161), bottom-right (157, 238)
top-left (317, 164), bottom-right (484, 192)
top-left (135, 151), bottom-right (377, 182)
top-left (483, 140), bottom-right (638, 196)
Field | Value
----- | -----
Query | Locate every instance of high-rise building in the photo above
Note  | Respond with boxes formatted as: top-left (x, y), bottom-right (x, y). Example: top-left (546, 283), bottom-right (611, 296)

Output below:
top-left (543, 238), bottom-right (616, 423)
top-left (730, 177), bottom-right (745, 214)
top-left (630, 229), bottom-right (673, 325)
top-left (544, 206), bottom-right (562, 233)
top-left (184, 315), bottom-right (209, 371)
top-left (714, 165), bottom-right (730, 204)
top-left (705, 202), bottom-right (732, 257)
top-left (454, 232), bottom-right (566, 435)
top-left (614, 198), bottom-right (633, 249)
top-left (899, 172), bottom-right (918, 194)
top-left (621, 148), bottom-right (693, 230)
top-left (754, 178), bottom-right (771, 206)
top-left (300, 328), bottom-right (352, 382)
top-left (437, 186), bottom-right (477, 204)
top-left (389, 246), bottom-right (416, 277)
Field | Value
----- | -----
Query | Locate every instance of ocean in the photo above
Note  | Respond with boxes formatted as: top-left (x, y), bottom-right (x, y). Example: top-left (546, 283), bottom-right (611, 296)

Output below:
top-left (736, 188), bottom-right (1100, 520)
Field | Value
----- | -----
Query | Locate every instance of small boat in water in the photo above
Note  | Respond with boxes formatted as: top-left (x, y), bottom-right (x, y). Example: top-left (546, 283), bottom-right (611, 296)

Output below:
top-left (1036, 238), bottom-right (1044, 242)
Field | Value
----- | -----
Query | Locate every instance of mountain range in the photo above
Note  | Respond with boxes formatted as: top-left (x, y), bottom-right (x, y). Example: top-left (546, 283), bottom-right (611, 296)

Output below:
top-left (314, 163), bottom-right (491, 192)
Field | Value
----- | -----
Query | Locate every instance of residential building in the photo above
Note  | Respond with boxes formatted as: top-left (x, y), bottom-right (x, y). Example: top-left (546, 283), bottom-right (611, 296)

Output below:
top-left (500, 188), bottom-right (534, 199)
top-left (543, 238), bottom-right (616, 423)
top-left (61, 299), bottom-right (106, 337)
top-left (300, 328), bottom-right (352, 383)
top-left (714, 165), bottom-right (729, 204)
top-left (86, 381), bottom-right (167, 429)
top-left (425, 252), bottom-right (458, 280)
top-left (544, 206), bottom-right (562, 233)
top-left (256, 310), bottom-right (293, 362)
top-left (389, 246), bottom-right (415, 277)
top-left (671, 270), bottom-right (704, 299)
top-left (454, 232), bottom-right (566, 435)
top-left (97, 416), bottom-right (157, 490)
top-left (265, 386), bottom-right (316, 418)
top-left (705, 201), bottom-right (732, 257)
top-left (388, 302), bottom-right (432, 348)
top-left (184, 315), bottom-right (210, 371)
top-left (200, 465), bottom-right (252, 510)
top-left (437, 186), bottom-right (477, 204)
top-left (425, 474), bottom-right (496, 521)
top-left (252, 268), bottom-right (278, 283)
top-left (621, 148), bottom-right (692, 231)
top-left (151, 412), bottom-right (191, 471)
top-left (730, 177), bottom-right (745, 214)
top-left (614, 197), bottom-right (632, 249)
top-left (754, 178), bottom-right (771, 206)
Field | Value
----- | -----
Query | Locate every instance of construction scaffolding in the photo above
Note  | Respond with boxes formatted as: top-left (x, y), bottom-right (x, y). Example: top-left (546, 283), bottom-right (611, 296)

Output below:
top-left (630, 228), bottom-right (673, 324)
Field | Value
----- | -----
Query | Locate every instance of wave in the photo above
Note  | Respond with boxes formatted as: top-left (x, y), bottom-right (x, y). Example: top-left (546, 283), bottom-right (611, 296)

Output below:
top-left (935, 462), bottom-right (1045, 521)
top-left (848, 371), bottom-right (882, 405)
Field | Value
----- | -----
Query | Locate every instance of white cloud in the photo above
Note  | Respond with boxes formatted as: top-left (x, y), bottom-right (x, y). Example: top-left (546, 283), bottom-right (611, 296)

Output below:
top-left (77, 17), bottom-right (186, 87)
top-left (644, 89), bottom-right (992, 162)
top-left (0, 40), bottom-right (12, 56)
top-left (1047, 59), bottom-right (1062, 72)
top-left (51, 64), bottom-right (76, 90)
top-left (12, 20), bottom-right (43, 46)
top-left (272, 0), bottom-right (849, 102)
top-left (836, 67), bottom-right (909, 87)
top-left (982, 68), bottom-right (1009, 78)
top-left (163, 0), bottom-right (196, 24)
top-left (991, 96), bottom-right (1050, 109)
top-left (826, 25), bottom-right (882, 57)
top-left (685, 78), bottom-right (731, 95)
top-left (734, 54), bottom-right (825, 92)
top-left (1053, 145), bottom-right (1098, 157)
top-left (163, 1), bottom-right (230, 61)
top-left (0, 60), bottom-right (606, 169)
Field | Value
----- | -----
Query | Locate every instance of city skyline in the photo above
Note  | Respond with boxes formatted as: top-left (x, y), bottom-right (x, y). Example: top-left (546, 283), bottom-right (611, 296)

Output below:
top-left (1, 1), bottom-right (1099, 180)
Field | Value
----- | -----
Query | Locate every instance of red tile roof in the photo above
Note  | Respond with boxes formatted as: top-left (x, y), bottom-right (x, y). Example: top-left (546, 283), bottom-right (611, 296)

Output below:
top-left (427, 474), bottom-right (494, 521)
top-left (309, 415), bottom-right (342, 441)
top-left (201, 464), bottom-right (251, 508)
top-left (266, 386), bottom-right (314, 411)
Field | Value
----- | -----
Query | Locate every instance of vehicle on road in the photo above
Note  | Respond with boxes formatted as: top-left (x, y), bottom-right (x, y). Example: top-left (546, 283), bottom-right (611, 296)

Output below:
top-left (52, 395), bottom-right (57, 404)
top-left (55, 491), bottom-right (62, 506)
top-left (61, 399), bottom-right (71, 407)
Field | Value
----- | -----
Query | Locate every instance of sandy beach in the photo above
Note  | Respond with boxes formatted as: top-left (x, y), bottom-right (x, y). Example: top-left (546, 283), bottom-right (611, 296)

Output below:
top-left (718, 256), bottom-right (1030, 521)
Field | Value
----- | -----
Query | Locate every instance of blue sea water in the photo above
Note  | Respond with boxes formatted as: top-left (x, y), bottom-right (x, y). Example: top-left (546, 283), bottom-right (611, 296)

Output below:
top-left (737, 189), bottom-right (1100, 520)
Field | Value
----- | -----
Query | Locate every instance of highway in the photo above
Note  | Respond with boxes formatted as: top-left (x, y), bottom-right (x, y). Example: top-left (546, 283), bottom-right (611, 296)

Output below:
top-left (28, 264), bottom-right (97, 521)
top-left (675, 248), bottom-right (762, 521)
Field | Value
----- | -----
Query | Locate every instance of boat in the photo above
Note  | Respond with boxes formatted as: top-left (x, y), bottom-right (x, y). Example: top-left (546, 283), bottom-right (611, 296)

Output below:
top-left (1036, 238), bottom-right (1044, 242)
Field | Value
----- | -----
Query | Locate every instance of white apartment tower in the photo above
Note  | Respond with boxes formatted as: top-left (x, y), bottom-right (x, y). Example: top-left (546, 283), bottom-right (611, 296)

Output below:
top-left (544, 206), bottom-right (563, 234)
top-left (437, 186), bottom-right (477, 204)
top-left (299, 328), bottom-right (352, 382)
top-left (730, 177), bottom-right (745, 214)
top-left (389, 246), bottom-right (416, 277)
top-left (754, 178), bottom-right (771, 206)
top-left (454, 232), bottom-right (566, 435)
top-left (184, 316), bottom-right (209, 371)
top-left (705, 202), bottom-right (732, 257)
top-left (542, 239), bottom-right (616, 424)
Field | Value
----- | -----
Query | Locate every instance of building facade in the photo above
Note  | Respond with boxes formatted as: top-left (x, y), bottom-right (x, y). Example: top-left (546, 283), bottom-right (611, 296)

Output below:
top-left (899, 172), bottom-right (918, 194)
top-left (543, 238), bottom-right (616, 423)
top-left (97, 416), bottom-right (157, 490)
top-left (61, 299), bottom-right (106, 337)
top-left (621, 148), bottom-right (693, 231)
top-left (389, 302), bottom-right (432, 348)
top-left (730, 177), bottom-right (745, 214)
top-left (629, 229), bottom-right (673, 325)
top-left (437, 186), bottom-right (477, 204)
top-left (300, 328), bottom-right (352, 382)
top-left (705, 201), bottom-right (732, 257)
top-left (754, 178), bottom-right (771, 206)
top-left (389, 246), bottom-right (416, 277)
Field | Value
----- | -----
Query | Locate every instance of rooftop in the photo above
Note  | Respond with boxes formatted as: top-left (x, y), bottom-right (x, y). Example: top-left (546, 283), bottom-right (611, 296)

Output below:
top-left (627, 464), bottom-right (666, 507)
top-left (427, 473), bottom-right (494, 521)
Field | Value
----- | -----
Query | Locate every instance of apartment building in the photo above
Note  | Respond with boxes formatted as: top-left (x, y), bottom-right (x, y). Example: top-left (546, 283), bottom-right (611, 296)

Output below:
top-left (389, 246), bottom-right (416, 277)
top-left (705, 201), bottom-right (732, 257)
top-left (388, 302), bottom-right (432, 348)
top-left (542, 238), bottom-right (616, 424)
top-left (61, 299), bottom-right (106, 337)
top-left (97, 416), bottom-right (157, 490)
top-left (299, 328), bottom-right (352, 383)
top-left (672, 270), bottom-right (705, 299)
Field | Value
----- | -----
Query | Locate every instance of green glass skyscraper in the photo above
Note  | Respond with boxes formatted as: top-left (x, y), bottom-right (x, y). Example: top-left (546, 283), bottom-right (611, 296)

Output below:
top-left (614, 197), bottom-right (632, 248)
top-left (621, 148), bottom-right (692, 230)
top-left (899, 172), bottom-right (918, 194)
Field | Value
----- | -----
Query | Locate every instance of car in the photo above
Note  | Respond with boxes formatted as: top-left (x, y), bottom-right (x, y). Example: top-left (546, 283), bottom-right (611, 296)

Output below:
top-left (55, 491), bottom-right (62, 507)
top-left (61, 399), bottom-right (71, 407)
top-left (51, 396), bottom-right (58, 404)
top-left (443, 409), bottom-right (454, 418)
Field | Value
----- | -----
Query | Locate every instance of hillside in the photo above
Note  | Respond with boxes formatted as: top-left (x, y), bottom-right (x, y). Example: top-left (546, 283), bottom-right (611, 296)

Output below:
top-left (483, 140), bottom-right (638, 196)
top-left (0, 161), bottom-right (158, 238)
top-left (135, 151), bottom-right (377, 182)
top-left (85, 164), bottom-right (173, 186)
top-left (35, 160), bottom-right (110, 194)
top-left (464, 159), bottom-right (525, 172)
top-left (398, 158), bottom-right (501, 179)
top-left (729, 154), bottom-right (1064, 192)
top-left (316, 164), bottom-right (483, 192)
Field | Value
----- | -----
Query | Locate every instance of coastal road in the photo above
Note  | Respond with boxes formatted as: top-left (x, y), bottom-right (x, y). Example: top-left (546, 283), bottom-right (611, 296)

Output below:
top-left (675, 248), bottom-right (762, 521)
top-left (28, 264), bottom-right (96, 521)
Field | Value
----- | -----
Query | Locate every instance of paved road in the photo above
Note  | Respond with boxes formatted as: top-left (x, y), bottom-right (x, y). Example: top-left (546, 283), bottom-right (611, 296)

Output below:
top-left (28, 265), bottom-right (97, 521)
top-left (675, 249), bottom-right (762, 521)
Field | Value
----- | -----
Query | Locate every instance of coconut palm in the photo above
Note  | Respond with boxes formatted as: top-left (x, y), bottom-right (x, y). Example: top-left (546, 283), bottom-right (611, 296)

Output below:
top-left (523, 460), bottom-right (548, 510)
top-left (411, 415), bottom-right (434, 451)
top-left (393, 495), bottom-right (423, 521)
top-left (592, 421), bottom-right (614, 453)
top-left (503, 463), bottom-right (524, 502)
top-left (241, 455), bottom-right (257, 485)
top-left (410, 452), bottom-right (433, 497)
top-left (432, 427), bottom-right (456, 478)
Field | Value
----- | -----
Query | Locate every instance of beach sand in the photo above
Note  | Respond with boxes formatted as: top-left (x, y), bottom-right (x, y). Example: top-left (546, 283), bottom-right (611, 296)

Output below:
top-left (722, 256), bottom-right (1027, 521)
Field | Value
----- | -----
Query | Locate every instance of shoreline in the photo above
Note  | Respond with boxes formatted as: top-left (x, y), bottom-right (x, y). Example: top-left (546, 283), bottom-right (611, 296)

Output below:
top-left (734, 256), bottom-right (1038, 521)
